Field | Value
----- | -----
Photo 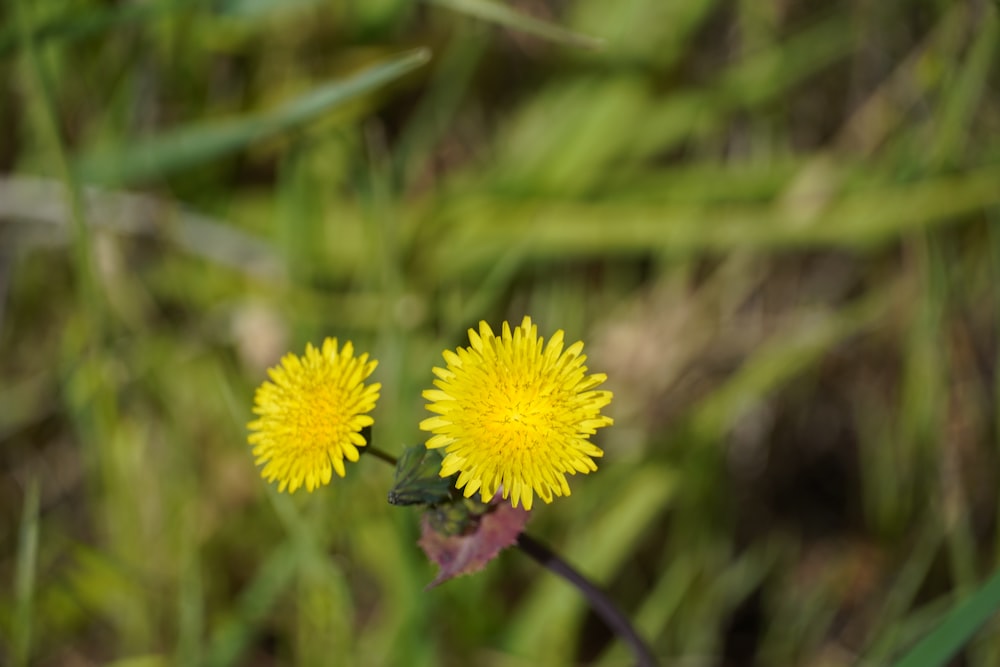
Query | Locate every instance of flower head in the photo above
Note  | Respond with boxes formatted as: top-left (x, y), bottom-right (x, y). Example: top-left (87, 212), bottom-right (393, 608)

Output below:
top-left (420, 316), bottom-right (613, 510)
top-left (248, 338), bottom-right (380, 493)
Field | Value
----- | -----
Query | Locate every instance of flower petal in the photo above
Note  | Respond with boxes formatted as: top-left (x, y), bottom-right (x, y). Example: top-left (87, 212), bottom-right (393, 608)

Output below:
top-left (246, 337), bottom-right (380, 493)
top-left (421, 318), bottom-right (612, 510)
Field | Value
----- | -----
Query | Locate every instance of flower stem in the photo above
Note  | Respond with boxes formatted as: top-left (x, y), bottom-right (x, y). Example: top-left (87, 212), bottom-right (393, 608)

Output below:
top-left (364, 445), bottom-right (398, 466)
top-left (516, 533), bottom-right (658, 667)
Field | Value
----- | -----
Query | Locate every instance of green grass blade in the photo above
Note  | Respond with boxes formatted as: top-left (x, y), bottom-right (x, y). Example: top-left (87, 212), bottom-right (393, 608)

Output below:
top-left (75, 48), bottom-right (431, 185)
top-left (203, 541), bottom-right (300, 667)
top-left (13, 480), bottom-right (40, 667)
top-left (0, 176), bottom-right (283, 278)
top-left (0, 0), bottom-right (200, 54)
top-left (427, 164), bottom-right (1000, 277)
top-left (860, 525), bottom-right (944, 663)
top-left (14, 0), bottom-right (105, 333)
top-left (689, 288), bottom-right (888, 441)
top-left (428, 0), bottom-right (603, 48)
top-left (926, 12), bottom-right (998, 167)
top-left (889, 569), bottom-right (1000, 667)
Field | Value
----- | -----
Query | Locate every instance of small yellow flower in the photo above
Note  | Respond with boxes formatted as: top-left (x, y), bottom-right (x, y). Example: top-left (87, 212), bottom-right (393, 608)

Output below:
top-left (248, 338), bottom-right (380, 493)
top-left (420, 316), bottom-right (613, 510)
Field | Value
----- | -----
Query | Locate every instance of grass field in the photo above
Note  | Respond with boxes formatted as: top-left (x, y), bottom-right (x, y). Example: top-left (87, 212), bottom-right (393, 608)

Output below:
top-left (2, 1), bottom-right (1000, 665)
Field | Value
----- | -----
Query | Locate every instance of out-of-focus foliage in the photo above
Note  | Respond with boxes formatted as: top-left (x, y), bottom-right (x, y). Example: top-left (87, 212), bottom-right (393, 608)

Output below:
top-left (1, 0), bottom-right (999, 665)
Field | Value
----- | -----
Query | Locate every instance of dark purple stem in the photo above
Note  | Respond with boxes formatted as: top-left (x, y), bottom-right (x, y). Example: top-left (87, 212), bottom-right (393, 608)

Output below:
top-left (516, 533), bottom-right (659, 667)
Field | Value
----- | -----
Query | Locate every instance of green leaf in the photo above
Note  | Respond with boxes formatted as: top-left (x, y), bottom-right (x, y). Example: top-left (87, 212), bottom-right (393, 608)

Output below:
top-left (387, 445), bottom-right (454, 507)
top-left (428, 0), bottom-right (602, 49)
top-left (889, 569), bottom-right (1000, 667)
top-left (75, 48), bottom-right (431, 185)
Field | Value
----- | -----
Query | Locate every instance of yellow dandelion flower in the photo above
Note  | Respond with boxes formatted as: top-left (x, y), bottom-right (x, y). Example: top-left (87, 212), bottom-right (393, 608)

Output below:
top-left (420, 316), bottom-right (613, 511)
top-left (248, 338), bottom-right (380, 493)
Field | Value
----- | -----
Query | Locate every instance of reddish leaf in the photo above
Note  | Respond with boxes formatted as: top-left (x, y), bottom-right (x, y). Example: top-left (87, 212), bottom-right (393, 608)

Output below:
top-left (418, 502), bottom-right (530, 588)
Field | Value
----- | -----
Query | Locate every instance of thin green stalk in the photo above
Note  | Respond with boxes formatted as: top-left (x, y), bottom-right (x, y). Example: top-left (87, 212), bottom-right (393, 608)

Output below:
top-left (364, 445), bottom-right (399, 466)
top-left (13, 0), bottom-right (104, 330)
top-left (13, 480), bottom-right (40, 667)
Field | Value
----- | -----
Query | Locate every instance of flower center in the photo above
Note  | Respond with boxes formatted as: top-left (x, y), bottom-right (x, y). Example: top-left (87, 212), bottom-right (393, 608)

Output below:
top-left (293, 381), bottom-right (345, 449)
top-left (481, 381), bottom-right (557, 452)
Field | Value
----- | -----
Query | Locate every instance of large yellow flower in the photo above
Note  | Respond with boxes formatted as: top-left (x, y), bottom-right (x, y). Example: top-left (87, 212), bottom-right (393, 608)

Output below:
top-left (248, 338), bottom-right (380, 493)
top-left (420, 316), bottom-right (613, 510)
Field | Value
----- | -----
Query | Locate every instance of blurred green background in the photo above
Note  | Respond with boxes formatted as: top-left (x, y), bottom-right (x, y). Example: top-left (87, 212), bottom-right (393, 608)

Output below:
top-left (2, 0), bottom-right (1000, 665)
